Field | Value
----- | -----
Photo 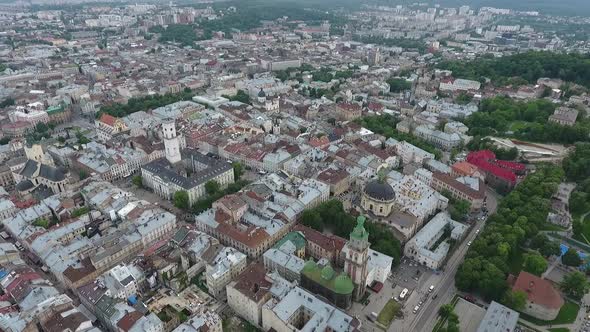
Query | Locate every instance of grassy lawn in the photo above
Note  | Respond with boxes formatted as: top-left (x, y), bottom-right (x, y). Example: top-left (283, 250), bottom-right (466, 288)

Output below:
top-left (519, 300), bottom-right (580, 326)
top-left (548, 328), bottom-right (570, 332)
top-left (377, 299), bottom-right (401, 327)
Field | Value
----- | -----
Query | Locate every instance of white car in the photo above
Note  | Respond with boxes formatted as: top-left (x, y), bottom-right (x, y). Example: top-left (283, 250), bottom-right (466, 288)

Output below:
top-left (467, 241), bottom-right (472, 246)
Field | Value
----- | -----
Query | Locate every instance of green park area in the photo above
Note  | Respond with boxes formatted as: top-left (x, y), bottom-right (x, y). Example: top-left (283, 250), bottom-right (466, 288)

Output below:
top-left (377, 299), bottom-right (401, 327)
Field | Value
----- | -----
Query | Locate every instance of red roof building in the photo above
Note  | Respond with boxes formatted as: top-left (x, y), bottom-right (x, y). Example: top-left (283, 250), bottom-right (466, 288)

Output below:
top-left (509, 271), bottom-right (564, 321)
top-left (466, 150), bottom-right (526, 193)
top-left (292, 224), bottom-right (346, 265)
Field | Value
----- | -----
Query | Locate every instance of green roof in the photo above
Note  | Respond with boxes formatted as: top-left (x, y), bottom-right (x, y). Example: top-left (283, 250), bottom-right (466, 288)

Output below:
top-left (301, 261), bottom-right (354, 295)
top-left (321, 265), bottom-right (335, 280)
top-left (350, 215), bottom-right (369, 242)
top-left (274, 231), bottom-right (306, 252)
top-left (46, 105), bottom-right (65, 114)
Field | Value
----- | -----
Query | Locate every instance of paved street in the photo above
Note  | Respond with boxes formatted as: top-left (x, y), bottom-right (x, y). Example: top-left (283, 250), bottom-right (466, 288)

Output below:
top-left (404, 217), bottom-right (485, 332)
top-left (400, 188), bottom-right (499, 332)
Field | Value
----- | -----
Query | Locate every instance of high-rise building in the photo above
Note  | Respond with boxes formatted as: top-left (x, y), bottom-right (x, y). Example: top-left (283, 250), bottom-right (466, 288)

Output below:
top-left (344, 215), bottom-right (370, 300)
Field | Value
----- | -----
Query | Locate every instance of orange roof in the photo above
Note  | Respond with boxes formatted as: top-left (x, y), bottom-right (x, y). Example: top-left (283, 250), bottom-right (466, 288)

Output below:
top-left (99, 113), bottom-right (117, 126)
top-left (452, 161), bottom-right (479, 176)
top-left (510, 271), bottom-right (564, 309)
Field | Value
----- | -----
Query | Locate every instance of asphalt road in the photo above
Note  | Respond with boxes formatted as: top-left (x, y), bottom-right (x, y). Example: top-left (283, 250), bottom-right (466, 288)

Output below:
top-left (402, 188), bottom-right (499, 332)
top-left (407, 219), bottom-right (483, 332)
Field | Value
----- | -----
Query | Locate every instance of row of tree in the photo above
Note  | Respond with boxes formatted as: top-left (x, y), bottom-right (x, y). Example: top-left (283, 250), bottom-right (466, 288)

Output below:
top-left (300, 199), bottom-right (402, 265)
top-left (437, 51), bottom-right (590, 88)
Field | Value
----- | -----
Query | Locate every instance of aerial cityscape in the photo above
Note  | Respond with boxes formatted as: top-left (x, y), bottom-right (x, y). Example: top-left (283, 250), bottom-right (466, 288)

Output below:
top-left (0, 0), bottom-right (590, 331)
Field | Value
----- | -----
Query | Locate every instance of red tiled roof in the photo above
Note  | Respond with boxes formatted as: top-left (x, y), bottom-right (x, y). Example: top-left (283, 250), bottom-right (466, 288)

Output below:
top-left (216, 221), bottom-right (269, 248)
top-left (63, 257), bottom-right (96, 284)
top-left (293, 224), bottom-right (346, 253)
top-left (117, 311), bottom-right (143, 331)
top-left (337, 102), bottom-right (361, 111)
top-left (432, 172), bottom-right (485, 200)
top-left (245, 190), bottom-right (265, 203)
top-left (466, 150), bottom-right (526, 184)
top-left (452, 161), bottom-right (479, 176)
top-left (99, 113), bottom-right (117, 126)
top-left (232, 263), bottom-right (271, 302)
top-left (510, 271), bottom-right (564, 309)
top-left (317, 168), bottom-right (349, 184)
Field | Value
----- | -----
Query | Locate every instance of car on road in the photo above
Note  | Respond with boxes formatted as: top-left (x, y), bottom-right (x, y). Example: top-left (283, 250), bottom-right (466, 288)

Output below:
top-left (367, 312), bottom-right (378, 322)
top-left (467, 241), bottom-right (472, 246)
top-left (413, 305), bottom-right (420, 314)
top-left (476, 229), bottom-right (480, 233)
top-left (464, 295), bottom-right (476, 303)
top-left (429, 285), bottom-right (435, 293)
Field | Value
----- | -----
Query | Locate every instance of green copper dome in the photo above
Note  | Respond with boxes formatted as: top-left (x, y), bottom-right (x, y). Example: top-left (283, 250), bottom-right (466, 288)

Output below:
top-left (334, 274), bottom-right (355, 294)
top-left (321, 265), bottom-right (335, 280)
top-left (350, 215), bottom-right (369, 242)
top-left (303, 259), bottom-right (317, 272)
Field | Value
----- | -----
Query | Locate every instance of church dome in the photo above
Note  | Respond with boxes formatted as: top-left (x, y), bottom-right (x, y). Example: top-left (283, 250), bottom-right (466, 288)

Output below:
top-left (321, 265), bottom-right (335, 280)
top-left (258, 88), bottom-right (266, 98)
top-left (364, 180), bottom-right (395, 201)
top-left (334, 274), bottom-right (354, 295)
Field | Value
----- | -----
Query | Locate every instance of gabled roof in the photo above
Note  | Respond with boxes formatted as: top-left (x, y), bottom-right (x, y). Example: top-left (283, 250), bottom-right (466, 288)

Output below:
top-left (510, 271), bottom-right (564, 309)
top-left (99, 113), bottom-right (118, 126)
top-left (20, 159), bottom-right (66, 182)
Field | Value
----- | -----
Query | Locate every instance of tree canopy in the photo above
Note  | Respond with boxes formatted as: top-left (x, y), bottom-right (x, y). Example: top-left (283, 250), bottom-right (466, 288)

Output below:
top-left (455, 164), bottom-right (564, 301)
top-left (205, 180), bottom-right (221, 196)
top-left (174, 191), bottom-right (190, 210)
top-left (353, 35), bottom-right (427, 54)
top-left (386, 78), bottom-right (412, 93)
top-left (501, 290), bottom-right (527, 311)
top-left (222, 90), bottom-right (250, 104)
top-left (464, 96), bottom-right (590, 144)
top-left (99, 89), bottom-right (194, 118)
top-left (560, 271), bottom-right (590, 300)
top-left (561, 248), bottom-right (582, 267)
top-left (522, 252), bottom-right (548, 276)
top-left (437, 51), bottom-right (590, 88)
top-left (529, 234), bottom-right (561, 257)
